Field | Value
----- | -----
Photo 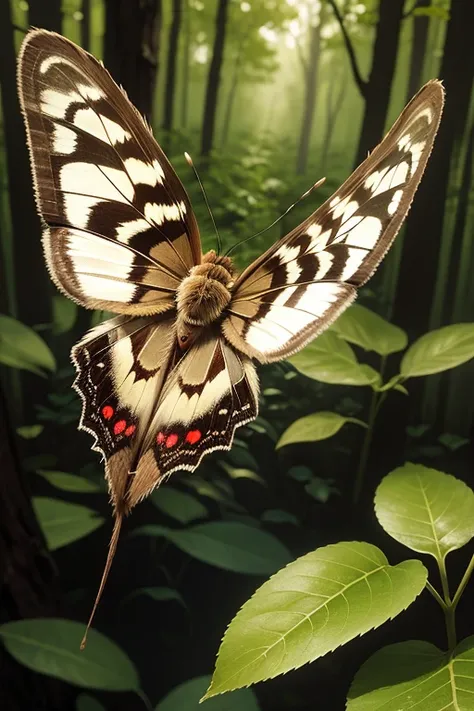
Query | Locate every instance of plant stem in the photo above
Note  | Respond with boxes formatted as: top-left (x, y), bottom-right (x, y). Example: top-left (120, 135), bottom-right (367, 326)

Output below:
top-left (452, 552), bottom-right (474, 609)
top-left (426, 579), bottom-right (447, 609)
top-left (136, 689), bottom-right (154, 711)
top-left (353, 389), bottom-right (378, 504)
top-left (438, 557), bottom-right (457, 651)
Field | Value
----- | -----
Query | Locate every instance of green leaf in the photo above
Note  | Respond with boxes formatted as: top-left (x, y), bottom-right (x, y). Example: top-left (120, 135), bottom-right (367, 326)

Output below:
top-left (76, 694), bottom-right (107, 711)
top-left (37, 470), bottom-right (101, 493)
top-left (401, 323), bottom-right (474, 377)
top-left (0, 315), bottom-right (56, 373)
top-left (305, 477), bottom-right (335, 503)
top-left (331, 304), bottom-right (407, 355)
top-left (261, 509), bottom-right (299, 526)
top-left (289, 332), bottom-right (376, 386)
top-left (151, 487), bottom-right (208, 524)
top-left (220, 461), bottom-right (266, 485)
top-left (0, 619), bottom-right (139, 691)
top-left (32, 497), bottom-right (104, 550)
top-left (226, 445), bottom-right (259, 471)
top-left (16, 424), bottom-right (44, 439)
top-left (277, 412), bottom-right (366, 449)
top-left (205, 542), bottom-right (427, 697)
top-left (375, 463), bottom-right (474, 560)
top-left (347, 637), bottom-right (474, 710)
top-left (52, 294), bottom-right (77, 334)
top-left (287, 465), bottom-right (313, 482)
top-left (182, 477), bottom-right (243, 512)
top-left (124, 587), bottom-right (185, 608)
top-left (162, 522), bottom-right (291, 575)
top-left (438, 433), bottom-right (470, 451)
top-left (156, 675), bottom-right (260, 711)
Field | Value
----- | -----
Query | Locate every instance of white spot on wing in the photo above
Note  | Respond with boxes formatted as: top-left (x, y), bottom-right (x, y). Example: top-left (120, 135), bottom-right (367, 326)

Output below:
top-left (388, 189), bottom-right (403, 215)
top-left (341, 247), bottom-right (366, 280)
top-left (345, 216), bottom-right (381, 249)
top-left (60, 162), bottom-right (134, 205)
top-left (124, 158), bottom-right (160, 187)
top-left (53, 124), bottom-right (77, 154)
top-left (116, 218), bottom-right (150, 243)
top-left (144, 201), bottom-right (186, 226)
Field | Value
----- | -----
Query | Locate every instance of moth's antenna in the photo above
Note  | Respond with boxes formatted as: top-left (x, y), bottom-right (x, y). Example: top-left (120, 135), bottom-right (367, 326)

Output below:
top-left (185, 152), bottom-right (222, 255)
top-left (225, 177), bottom-right (326, 257)
top-left (80, 512), bottom-right (123, 650)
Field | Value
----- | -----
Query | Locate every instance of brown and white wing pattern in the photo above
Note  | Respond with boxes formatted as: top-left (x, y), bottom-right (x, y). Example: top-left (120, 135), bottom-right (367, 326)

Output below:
top-left (130, 334), bottom-right (259, 504)
top-left (223, 80), bottom-right (444, 362)
top-left (18, 30), bottom-right (201, 315)
top-left (72, 313), bottom-right (175, 509)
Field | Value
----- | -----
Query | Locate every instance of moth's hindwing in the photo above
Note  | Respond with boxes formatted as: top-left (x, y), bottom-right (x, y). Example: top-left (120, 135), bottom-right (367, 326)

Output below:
top-left (223, 80), bottom-right (445, 363)
top-left (18, 29), bottom-right (201, 316)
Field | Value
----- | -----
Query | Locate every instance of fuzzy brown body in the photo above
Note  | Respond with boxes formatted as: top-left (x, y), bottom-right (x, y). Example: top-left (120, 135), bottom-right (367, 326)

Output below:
top-left (176, 250), bottom-right (236, 348)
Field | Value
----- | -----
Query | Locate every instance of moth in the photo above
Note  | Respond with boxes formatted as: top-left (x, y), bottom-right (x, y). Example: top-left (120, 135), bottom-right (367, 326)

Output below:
top-left (18, 29), bottom-right (444, 645)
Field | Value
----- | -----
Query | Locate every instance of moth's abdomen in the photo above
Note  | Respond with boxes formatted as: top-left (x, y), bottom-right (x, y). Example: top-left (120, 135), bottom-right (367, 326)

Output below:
top-left (176, 250), bottom-right (235, 326)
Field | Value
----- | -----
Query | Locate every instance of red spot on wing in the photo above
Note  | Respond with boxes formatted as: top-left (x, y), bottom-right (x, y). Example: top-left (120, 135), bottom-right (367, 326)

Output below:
top-left (114, 419), bottom-right (127, 435)
top-left (124, 424), bottom-right (136, 437)
top-left (165, 433), bottom-right (179, 448)
top-left (156, 432), bottom-right (165, 444)
top-left (102, 405), bottom-right (114, 420)
top-left (186, 429), bottom-right (202, 445)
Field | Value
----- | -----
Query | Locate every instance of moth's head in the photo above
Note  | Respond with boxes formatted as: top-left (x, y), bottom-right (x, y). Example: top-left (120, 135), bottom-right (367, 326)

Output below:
top-left (176, 252), bottom-right (235, 327)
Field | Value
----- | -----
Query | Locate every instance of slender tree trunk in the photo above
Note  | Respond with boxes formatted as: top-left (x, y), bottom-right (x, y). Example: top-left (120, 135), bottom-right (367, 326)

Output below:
top-left (405, 0), bottom-right (431, 103)
top-left (296, 4), bottom-right (326, 175)
top-left (0, 1), bottom-right (50, 329)
top-left (28, 0), bottom-right (62, 32)
top-left (320, 70), bottom-right (347, 173)
top-left (162, 0), bottom-right (182, 134)
top-left (180, 0), bottom-right (191, 128)
top-left (0, 387), bottom-right (70, 711)
top-left (201, 0), bottom-right (230, 157)
top-left (81, 0), bottom-right (91, 51)
top-left (354, 0), bottom-right (404, 167)
top-left (392, 0), bottom-right (474, 338)
top-left (220, 39), bottom-right (246, 148)
top-left (104, 0), bottom-right (162, 123)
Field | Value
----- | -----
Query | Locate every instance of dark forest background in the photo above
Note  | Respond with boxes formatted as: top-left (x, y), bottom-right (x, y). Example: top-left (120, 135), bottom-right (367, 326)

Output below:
top-left (1, 0), bottom-right (474, 710)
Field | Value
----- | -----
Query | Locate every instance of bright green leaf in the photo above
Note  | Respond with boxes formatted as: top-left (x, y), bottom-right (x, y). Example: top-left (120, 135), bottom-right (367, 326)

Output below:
top-left (205, 542), bottom-right (427, 697)
top-left (37, 470), bottom-right (101, 493)
top-left (289, 332), bottom-right (376, 386)
top-left (53, 294), bottom-right (78, 334)
top-left (347, 637), bottom-right (474, 710)
top-left (331, 304), bottom-right (407, 355)
top-left (0, 619), bottom-right (139, 691)
top-left (401, 323), bottom-right (474, 377)
top-left (156, 675), bottom-right (260, 711)
top-left (33, 497), bottom-right (104, 550)
top-left (375, 463), bottom-right (474, 560)
top-left (17, 424), bottom-right (44, 439)
top-left (0, 315), bottom-right (56, 373)
top-left (220, 461), bottom-right (266, 485)
top-left (151, 487), bottom-right (208, 524)
top-left (164, 521), bottom-right (291, 575)
top-left (277, 412), bottom-right (366, 449)
top-left (76, 693), bottom-right (107, 711)
top-left (261, 509), bottom-right (299, 526)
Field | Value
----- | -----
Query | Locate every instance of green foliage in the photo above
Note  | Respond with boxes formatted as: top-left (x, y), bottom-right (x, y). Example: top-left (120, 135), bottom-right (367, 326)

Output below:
top-left (16, 424), bottom-right (43, 439)
top-left (401, 324), bottom-right (474, 377)
top-left (32, 497), bottom-right (104, 550)
top-left (277, 411), bottom-right (366, 449)
top-left (261, 509), bottom-right (299, 526)
top-left (0, 314), bottom-right (56, 375)
top-left (37, 470), bottom-right (102, 493)
top-left (348, 638), bottom-right (474, 710)
top-left (156, 675), bottom-right (260, 711)
top-left (330, 304), bottom-right (407, 355)
top-left (123, 587), bottom-right (186, 609)
top-left (204, 543), bottom-right (427, 698)
top-left (52, 294), bottom-right (77, 334)
top-left (76, 694), bottom-right (107, 711)
top-left (151, 486), bottom-right (209, 524)
top-left (133, 522), bottom-right (291, 575)
top-left (0, 619), bottom-right (139, 691)
top-left (375, 463), bottom-right (474, 560)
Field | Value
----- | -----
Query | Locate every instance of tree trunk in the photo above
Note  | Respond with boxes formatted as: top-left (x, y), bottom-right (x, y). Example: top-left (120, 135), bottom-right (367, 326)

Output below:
top-left (0, 387), bottom-right (70, 711)
top-left (200, 0), bottom-right (230, 157)
top-left (28, 0), bottom-right (62, 32)
top-left (220, 40), bottom-right (245, 148)
top-left (405, 0), bottom-right (431, 103)
top-left (162, 0), bottom-right (182, 134)
top-left (81, 0), bottom-right (91, 51)
top-left (296, 5), bottom-right (325, 175)
top-left (0, 0), bottom-right (51, 329)
top-left (353, 0), bottom-right (404, 167)
top-left (392, 0), bottom-right (474, 339)
top-left (320, 70), bottom-right (347, 173)
top-left (180, 0), bottom-right (191, 128)
top-left (104, 0), bottom-right (162, 123)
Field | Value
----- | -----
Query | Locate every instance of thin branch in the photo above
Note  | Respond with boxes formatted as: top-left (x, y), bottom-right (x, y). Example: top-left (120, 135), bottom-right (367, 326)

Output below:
top-left (327, 0), bottom-right (367, 99)
top-left (403, 0), bottom-right (426, 20)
